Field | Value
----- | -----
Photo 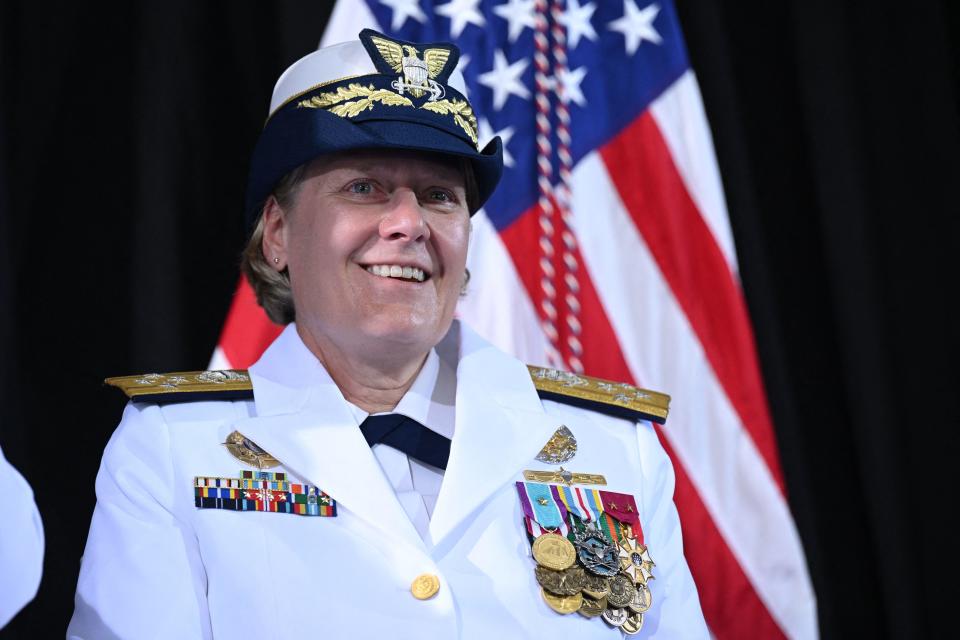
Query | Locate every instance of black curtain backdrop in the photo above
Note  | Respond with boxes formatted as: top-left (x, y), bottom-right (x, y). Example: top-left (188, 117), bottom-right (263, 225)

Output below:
top-left (0, 1), bottom-right (956, 637)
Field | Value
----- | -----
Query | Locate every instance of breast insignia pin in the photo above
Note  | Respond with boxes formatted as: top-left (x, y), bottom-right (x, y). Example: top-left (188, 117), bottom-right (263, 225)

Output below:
top-left (223, 430), bottom-right (280, 469)
top-left (522, 468), bottom-right (607, 486)
top-left (536, 425), bottom-right (578, 464)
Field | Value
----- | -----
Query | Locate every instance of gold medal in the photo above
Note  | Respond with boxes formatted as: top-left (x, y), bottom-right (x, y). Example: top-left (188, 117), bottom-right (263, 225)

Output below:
top-left (628, 581), bottom-right (652, 614)
top-left (541, 587), bottom-right (583, 615)
top-left (606, 574), bottom-right (635, 608)
top-left (577, 594), bottom-right (607, 618)
top-left (601, 606), bottom-right (628, 627)
top-left (532, 533), bottom-right (576, 571)
top-left (622, 612), bottom-right (645, 635)
top-left (534, 564), bottom-right (585, 596)
top-left (581, 571), bottom-right (610, 599)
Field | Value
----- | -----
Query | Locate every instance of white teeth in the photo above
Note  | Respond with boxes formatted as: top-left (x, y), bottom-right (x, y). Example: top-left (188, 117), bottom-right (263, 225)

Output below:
top-left (365, 265), bottom-right (426, 282)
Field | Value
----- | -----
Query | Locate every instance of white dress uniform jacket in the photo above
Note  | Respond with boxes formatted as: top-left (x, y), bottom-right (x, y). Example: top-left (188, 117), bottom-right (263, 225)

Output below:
top-left (0, 444), bottom-right (44, 629)
top-left (69, 321), bottom-right (707, 639)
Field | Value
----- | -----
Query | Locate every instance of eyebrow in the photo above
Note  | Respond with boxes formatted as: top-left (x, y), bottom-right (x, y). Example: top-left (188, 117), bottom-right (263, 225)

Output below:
top-left (333, 161), bottom-right (464, 185)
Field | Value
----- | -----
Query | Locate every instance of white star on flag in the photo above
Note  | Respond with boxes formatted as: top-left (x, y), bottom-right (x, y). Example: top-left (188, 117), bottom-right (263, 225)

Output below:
top-left (492, 0), bottom-right (536, 43)
top-left (478, 118), bottom-right (516, 167)
top-left (608, 0), bottom-right (662, 55)
top-left (436, 0), bottom-right (486, 38)
top-left (554, 66), bottom-right (588, 106)
top-left (558, 0), bottom-right (598, 49)
top-left (379, 0), bottom-right (426, 31)
top-left (478, 49), bottom-right (530, 110)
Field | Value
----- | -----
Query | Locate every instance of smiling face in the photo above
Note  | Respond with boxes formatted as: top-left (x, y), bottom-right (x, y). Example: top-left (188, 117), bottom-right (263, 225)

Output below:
top-left (261, 149), bottom-right (471, 365)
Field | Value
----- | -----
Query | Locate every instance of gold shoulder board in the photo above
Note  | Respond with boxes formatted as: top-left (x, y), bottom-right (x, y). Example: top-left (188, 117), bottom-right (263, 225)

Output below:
top-left (105, 370), bottom-right (253, 404)
top-left (527, 366), bottom-right (670, 425)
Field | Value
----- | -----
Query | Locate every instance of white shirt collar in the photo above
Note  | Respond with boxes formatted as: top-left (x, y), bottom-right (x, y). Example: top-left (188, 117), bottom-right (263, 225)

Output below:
top-left (346, 347), bottom-right (457, 440)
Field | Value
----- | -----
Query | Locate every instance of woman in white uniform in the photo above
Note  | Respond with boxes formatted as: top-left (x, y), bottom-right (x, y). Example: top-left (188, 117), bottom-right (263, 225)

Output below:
top-left (69, 29), bottom-right (708, 639)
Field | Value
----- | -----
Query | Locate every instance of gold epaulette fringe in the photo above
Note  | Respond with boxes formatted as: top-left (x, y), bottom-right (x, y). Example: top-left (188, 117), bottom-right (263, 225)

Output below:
top-left (527, 365), bottom-right (670, 424)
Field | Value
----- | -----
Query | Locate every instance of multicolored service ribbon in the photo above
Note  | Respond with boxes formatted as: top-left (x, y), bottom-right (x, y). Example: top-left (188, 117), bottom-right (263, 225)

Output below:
top-left (515, 481), bottom-right (570, 536)
top-left (553, 485), bottom-right (628, 546)
top-left (567, 510), bottom-right (621, 548)
top-left (599, 489), bottom-right (644, 543)
top-left (556, 484), bottom-right (605, 523)
top-left (195, 471), bottom-right (336, 517)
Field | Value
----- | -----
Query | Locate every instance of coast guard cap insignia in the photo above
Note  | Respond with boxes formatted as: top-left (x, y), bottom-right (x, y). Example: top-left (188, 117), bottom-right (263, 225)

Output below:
top-left (360, 28), bottom-right (458, 102)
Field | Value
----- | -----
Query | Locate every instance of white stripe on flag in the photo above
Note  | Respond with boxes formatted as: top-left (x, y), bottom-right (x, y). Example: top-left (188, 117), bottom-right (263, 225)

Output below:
top-left (209, 345), bottom-right (231, 371)
top-left (458, 210), bottom-right (551, 366)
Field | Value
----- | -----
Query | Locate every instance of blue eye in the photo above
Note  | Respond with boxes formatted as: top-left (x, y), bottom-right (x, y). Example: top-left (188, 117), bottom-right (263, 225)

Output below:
top-left (348, 181), bottom-right (374, 194)
top-left (428, 189), bottom-right (454, 203)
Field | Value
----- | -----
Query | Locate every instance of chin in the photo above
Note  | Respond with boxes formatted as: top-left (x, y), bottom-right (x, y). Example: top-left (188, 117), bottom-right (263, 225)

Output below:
top-left (357, 312), bottom-right (447, 349)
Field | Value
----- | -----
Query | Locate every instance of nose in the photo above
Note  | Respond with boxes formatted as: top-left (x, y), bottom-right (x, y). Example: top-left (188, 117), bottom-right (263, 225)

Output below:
top-left (378, 188), bottom-right (429, 243)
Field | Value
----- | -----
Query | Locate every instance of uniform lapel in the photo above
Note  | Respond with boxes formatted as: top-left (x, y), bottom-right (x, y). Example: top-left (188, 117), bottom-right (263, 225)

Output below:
top-left (232, 325), bottom-right (425, 552)
top-left (429, 323), bottom-right (561, 546)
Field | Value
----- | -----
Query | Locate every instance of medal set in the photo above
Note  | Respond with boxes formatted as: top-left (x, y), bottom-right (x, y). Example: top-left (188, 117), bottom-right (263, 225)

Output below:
top-left (516, 482), bottom-right (655, 634)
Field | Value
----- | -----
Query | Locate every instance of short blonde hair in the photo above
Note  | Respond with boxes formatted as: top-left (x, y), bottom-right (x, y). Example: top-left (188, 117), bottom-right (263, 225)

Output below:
top-left (240, 166), bottom-right (307, 325)
top-left (240, 156), bottom-right (479, 325)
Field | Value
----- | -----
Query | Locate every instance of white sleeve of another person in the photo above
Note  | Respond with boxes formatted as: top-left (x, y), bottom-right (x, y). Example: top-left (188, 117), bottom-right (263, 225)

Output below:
top-left (0, 443), bottom-right (44, 629)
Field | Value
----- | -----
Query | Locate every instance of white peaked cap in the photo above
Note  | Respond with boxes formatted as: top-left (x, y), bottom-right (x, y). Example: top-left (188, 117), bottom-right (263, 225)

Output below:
top-left (268, 39), bottom-right (470, 117)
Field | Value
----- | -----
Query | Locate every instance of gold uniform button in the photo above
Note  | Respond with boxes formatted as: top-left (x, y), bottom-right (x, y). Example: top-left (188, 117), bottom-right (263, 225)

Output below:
top-left (410, 573), bottom-right (441, 600)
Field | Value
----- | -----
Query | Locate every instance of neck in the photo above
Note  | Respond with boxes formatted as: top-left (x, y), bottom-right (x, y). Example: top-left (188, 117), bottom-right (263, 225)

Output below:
top-left (296, 324), bottom-right (429, 414)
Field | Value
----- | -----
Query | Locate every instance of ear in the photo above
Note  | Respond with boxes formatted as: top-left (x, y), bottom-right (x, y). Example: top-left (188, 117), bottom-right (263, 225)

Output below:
top-left (261, 195), bottom-right (289, 271)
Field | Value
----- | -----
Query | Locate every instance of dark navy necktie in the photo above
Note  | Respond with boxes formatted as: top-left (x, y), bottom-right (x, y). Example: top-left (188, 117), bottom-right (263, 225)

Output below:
top-left (359, 413), bottom-right (451, 470)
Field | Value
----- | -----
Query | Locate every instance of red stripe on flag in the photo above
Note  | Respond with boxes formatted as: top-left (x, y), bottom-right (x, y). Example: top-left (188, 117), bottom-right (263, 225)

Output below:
top-left (656, 426), bottom-right (787, 639)
top-left (500, 204), bottom-right (632, 380)
top-left (502, 206), bottom-right (779, 637)
top-left (600, 112), bottom-right (786, 492)
top-left (216, 277), bottom-right (283, 369)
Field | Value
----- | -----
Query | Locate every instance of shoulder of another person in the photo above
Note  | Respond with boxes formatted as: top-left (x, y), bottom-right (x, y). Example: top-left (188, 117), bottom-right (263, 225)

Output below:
top-left (527, 365), bottom-right (670, 425)
top-left (105, 370), bottom-right (254, 405)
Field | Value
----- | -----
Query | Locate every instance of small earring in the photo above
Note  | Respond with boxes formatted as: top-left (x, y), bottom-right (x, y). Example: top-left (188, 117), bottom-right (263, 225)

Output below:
top-left (273, 257), bottom-right (280, 265)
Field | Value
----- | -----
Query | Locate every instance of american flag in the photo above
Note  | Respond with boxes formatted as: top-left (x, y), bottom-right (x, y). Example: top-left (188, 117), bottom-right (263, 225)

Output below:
top-left (212, 1), bottom-right (817, 636)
